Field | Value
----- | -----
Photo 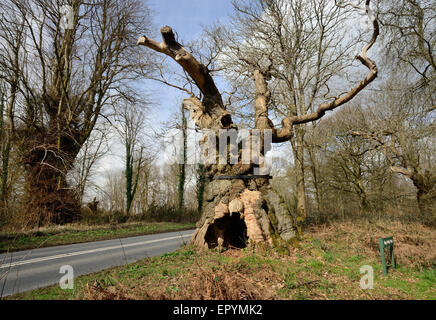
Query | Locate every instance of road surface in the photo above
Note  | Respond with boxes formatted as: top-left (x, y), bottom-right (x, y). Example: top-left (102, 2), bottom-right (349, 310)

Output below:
top-left (0, 229), bottom-right (194, 297)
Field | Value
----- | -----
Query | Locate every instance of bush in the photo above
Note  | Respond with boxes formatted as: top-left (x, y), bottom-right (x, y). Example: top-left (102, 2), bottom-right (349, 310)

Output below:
top-left (140, 203), bottom-right (201, 223)
top-left (78, 204), bottom-right (201, 226)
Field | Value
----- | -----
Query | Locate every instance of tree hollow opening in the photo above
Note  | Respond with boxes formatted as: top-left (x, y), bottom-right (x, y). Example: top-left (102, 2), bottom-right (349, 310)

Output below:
top-left (205, 213), bottom-right (248, 249)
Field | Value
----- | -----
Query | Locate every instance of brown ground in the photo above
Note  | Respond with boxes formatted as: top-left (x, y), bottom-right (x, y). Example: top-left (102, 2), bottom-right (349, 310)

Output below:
top-left (81, 219), bottom-right (435, 300)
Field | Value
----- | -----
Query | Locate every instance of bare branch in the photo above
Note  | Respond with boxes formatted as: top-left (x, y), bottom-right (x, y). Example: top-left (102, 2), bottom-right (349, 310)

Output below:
top-left (273, 0), bottom-right (379, 142)
top-left (138, 26), bottom-right (222, 104)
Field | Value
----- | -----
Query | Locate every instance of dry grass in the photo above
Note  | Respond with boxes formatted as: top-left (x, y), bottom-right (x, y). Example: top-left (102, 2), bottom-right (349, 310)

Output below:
top-left (309, 219), bottom-right (436, 269)
top-left (9, 219), bottom-right (436, 300)
top-left (84, 249), bottom-right (278, 300)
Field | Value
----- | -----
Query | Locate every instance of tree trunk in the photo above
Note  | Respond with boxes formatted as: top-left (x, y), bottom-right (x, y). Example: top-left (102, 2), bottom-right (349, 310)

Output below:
top-left (21, 128), bottom-right (81, 227)
top-left (291, 126), bottom-right (307, 230)
top-left (126, 145), bottom-right (133, 215)
top-left (196, 164), bottom-right (206, 213)
top-left (417, 189), bottom-right (435, 224)
top-left (178, 105), bottom-right (187, 210)
top-left (390, 166), bottom-right (436, 224)
top-left (141, 170), bottom-right (149, 213)
top-left (1, 141), bottom-right (10, 210)
top-left (357, 182), bottom-right (370, 213)
top-left (0, 94), bottom-right (10, 215)
top-left (307, 143), bottom-right (322, 214)
top-left (24, 155), bottom-right (80, 227)
top-left (126, 143), bottom-right (143, 216)
top-left (190, 168), bottom-right (297, 250)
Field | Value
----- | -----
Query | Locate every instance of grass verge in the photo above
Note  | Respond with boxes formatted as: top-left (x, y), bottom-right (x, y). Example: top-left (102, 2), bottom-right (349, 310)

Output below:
top-left (0, 222), bottom-right (195, 253)
top-left (6, 220), bottom-right (436, 300)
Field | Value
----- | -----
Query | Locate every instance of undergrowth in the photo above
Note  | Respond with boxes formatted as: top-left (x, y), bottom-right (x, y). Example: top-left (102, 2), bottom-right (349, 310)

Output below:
top-left (9, 220), bottom-right (435, 300)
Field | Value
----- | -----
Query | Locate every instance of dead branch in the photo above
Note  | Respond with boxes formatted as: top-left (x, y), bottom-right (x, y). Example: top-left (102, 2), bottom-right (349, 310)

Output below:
top-left (138, 26), bottom-right (222, 104)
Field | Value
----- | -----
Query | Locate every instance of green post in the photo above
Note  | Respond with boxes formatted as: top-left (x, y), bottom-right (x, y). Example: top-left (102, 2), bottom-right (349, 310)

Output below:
top-left (379, 236), bottom-right (396, 275)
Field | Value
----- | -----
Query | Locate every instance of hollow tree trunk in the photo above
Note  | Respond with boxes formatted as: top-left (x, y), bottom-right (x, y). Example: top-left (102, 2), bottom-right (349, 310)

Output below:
top-left (138, 10), bottom-right (379, 249)
top-left (190, 173), bottom-right (297, 249)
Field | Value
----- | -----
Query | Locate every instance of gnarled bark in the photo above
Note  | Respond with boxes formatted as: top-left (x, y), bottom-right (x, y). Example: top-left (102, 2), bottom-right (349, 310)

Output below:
top-left (22, 130), bottom-right (82, 226)
top-left (139, 27), bottom-right (296, 249)
top-left (138, 1), bottom-right (379, 250)
top-left (390, 166), bottom-right (436, 222)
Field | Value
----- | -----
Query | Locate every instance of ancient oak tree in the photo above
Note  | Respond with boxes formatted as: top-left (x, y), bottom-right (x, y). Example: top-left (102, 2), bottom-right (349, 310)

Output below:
top-left (138, 0), bottom-right (379, 249)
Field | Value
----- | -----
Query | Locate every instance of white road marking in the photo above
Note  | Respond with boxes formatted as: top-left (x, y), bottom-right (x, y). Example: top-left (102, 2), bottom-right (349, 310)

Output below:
top-left (0, 233), bottom-right (193, 269)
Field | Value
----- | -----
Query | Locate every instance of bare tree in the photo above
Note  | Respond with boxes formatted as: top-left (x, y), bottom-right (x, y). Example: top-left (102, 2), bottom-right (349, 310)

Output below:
top-left (0, 0), bottom-right (154, 226)
top-left (0, 89), bottom-right (11, 216)
top-left (69, 123), bottom-right (110, 204)
top-left (138, 0), bottom-right (379, 249)
top-left (135, 156), bottom-right (153, 214)
top-left (314, 104), bottom-right (389, 213)
top-left (206, 0), bottom-right (373, 224)
top-left (102, 168), bottom-right (125, 213)
top-left (351, 79), bottom-right (436, 222)
top-left (112, 101), bottom-right (149, 215)
top-left (177, 104), bottom-right (188, 211)
top-left (379, 0), bottom-right (435, 112)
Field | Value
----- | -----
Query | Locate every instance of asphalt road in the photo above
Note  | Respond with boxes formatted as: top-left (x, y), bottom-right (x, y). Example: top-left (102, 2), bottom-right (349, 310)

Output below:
top-left (0, 229), bottom-right (194, 297)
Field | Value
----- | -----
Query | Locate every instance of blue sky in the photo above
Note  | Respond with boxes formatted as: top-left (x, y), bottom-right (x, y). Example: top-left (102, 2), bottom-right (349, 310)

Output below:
top-left (143, 0), bottom-right (234, 123)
